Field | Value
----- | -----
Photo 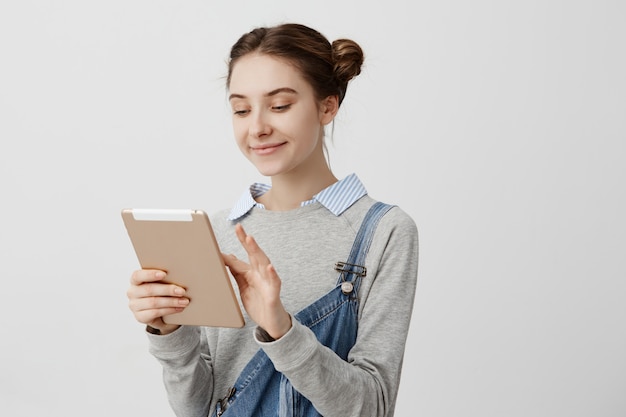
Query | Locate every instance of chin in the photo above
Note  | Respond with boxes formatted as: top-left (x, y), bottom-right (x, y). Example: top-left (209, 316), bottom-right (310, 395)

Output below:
top-left (250, 157), bottom-right (299, 178)
top-left (254, 164), bottom-right (285, 178)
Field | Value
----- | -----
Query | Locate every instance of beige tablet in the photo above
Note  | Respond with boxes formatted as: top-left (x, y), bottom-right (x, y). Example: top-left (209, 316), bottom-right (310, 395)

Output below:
top-left (121, 208), bottom-right (245, 328)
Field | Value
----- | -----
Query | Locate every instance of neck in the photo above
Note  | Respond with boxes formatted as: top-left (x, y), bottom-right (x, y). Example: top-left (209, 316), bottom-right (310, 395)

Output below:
top-left (259, 152), bottom-right (337, 211)
top-left (264, 170), bottom-right (337, 211)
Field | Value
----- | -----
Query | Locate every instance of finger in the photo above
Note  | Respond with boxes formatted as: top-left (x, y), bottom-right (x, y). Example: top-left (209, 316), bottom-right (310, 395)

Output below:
top-left (129, 295), bottom-right (189, 325)
top-left (130, 294), bottom-right (190, 312)
top-left (234, 223), bottom-right (251, 248)
top-left (234, 226), bottom-right (271, 270)
top-left (223, 253), bottom-right (255, 293)
top-left (133, 306), bottom-right (187, 325)
top-left (264, 263), bottom-right (283, 292)
top-left (234, 224), bottom-right (262, 257)
top-left (223, 253), bottom-right (250, 278)
top-left (127, 281), bottom-right (186, 300)
top-left (266, 263), bottom-right (280, 281)
top-left (130, 269), bottom-right (167, 285)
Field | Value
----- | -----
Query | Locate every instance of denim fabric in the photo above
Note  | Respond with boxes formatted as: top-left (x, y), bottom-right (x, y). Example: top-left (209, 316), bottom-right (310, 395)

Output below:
top-left (214, 202), bottom-right (394, 417)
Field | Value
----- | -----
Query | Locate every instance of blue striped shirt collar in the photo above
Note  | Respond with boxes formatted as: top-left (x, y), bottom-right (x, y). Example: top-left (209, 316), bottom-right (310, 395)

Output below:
top-left (227, 173), bottom-right (367, 221)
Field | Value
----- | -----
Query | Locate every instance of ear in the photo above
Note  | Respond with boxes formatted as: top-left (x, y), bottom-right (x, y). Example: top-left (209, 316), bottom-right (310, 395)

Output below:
top-left (319, 95), bottom-right (339, 125)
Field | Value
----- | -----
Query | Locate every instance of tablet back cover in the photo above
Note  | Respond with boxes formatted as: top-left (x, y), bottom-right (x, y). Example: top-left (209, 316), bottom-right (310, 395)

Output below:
top-left (122, 209), bottom-right (245, 328)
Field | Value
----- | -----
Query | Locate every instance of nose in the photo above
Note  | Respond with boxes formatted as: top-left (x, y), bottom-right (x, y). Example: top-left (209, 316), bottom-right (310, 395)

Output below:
top-left (249, 110), bottom-right (272, 139)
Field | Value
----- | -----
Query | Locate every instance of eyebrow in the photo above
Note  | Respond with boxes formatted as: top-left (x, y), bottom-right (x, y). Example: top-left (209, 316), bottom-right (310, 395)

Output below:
top-left (228, 87), bottom-right (298, 101)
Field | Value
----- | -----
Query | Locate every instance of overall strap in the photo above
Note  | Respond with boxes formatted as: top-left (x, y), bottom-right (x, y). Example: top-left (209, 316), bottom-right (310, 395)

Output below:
top-left (336, 202), bottom-right (395, 288)
top-left (349, 202), bottom-right (395, 265)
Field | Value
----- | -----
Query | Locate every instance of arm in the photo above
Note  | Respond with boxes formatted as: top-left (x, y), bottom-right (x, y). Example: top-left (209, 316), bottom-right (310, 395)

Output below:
top-left (148, 326), bottom-right (214, 417)
top-left (126, 269), bottom-right (214, 416)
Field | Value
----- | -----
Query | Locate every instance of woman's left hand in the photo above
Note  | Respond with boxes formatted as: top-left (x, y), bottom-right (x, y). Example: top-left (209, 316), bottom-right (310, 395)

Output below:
top-left (223, 223), bottom-right (292, 340)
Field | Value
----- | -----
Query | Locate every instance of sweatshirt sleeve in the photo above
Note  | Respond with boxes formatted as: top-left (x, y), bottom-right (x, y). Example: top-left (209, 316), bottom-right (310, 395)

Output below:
top-left (148, 325), bottom-right (213, 417)
top-left (256, 208), bottom-right (419, 417)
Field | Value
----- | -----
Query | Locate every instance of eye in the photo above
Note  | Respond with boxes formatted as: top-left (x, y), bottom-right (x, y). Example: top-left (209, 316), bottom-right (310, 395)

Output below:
top-left (272, 104), bottom-right (291, 112)
top-left (233, 109), bottom-right (250, 116)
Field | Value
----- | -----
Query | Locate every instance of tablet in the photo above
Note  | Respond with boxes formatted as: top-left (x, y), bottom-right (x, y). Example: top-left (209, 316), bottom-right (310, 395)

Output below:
top-left (121, 208), bottom-right (245, 328)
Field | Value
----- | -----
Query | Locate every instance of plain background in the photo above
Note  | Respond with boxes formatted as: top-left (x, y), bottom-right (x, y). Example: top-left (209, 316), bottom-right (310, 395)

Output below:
top-left (1, 1), bottom-right (624, 416)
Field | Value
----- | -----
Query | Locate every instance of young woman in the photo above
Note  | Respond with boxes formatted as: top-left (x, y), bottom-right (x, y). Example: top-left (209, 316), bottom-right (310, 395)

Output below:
top-left (127, 23), bottom-right (419, 417)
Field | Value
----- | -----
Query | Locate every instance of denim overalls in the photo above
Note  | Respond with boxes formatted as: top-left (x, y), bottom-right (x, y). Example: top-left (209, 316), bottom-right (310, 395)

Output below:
top-left (214, 202), bottom-right (394, 417)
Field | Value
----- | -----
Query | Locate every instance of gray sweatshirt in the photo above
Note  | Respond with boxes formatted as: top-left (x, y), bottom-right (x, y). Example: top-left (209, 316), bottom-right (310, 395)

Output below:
top-left (147, 195), bottom-right (419, 417)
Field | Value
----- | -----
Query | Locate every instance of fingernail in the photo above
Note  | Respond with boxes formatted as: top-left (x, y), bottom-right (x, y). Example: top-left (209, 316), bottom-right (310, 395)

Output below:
top-left (174, 287), bottom-right (185, 295)
top-left (156, 271), bottom-right (166, 279)
top-left (178, 298), bottom-right (189, 305)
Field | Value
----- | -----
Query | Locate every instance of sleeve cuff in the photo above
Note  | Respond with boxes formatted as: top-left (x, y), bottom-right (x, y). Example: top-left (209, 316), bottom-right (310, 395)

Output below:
top-left (147, 325), bottom-right (201, 358)
top-left (254, 326), bottom-right (277, 342)
top-left (253, 317), bottom-right (319, 373)
top-left (146, 325), bottom-right (162, 335)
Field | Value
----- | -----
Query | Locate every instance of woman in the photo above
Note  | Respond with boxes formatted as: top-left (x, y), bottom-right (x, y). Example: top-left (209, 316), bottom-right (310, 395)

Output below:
top-left (127, 23), bottom-right (419, 417)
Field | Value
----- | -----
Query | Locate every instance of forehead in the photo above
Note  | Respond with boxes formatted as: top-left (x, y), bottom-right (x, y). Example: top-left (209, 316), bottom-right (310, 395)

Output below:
top-left (229, 53), bottom-right (311, 96)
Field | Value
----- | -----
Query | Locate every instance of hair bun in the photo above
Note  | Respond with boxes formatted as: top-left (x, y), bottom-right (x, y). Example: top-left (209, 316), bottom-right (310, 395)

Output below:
top-left (332, 39), bottom-right (364, 84)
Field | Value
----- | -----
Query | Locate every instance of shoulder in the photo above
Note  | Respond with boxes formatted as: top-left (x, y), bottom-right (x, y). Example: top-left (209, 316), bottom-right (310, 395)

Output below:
top-left (344, 195), bottom-right (418, 238)
top-left (385, 204), bottom-right (418, 238)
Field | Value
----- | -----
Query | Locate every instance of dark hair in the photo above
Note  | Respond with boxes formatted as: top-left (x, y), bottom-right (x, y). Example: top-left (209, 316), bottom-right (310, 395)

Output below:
top-left (227, 23), bottom-right (364, 106)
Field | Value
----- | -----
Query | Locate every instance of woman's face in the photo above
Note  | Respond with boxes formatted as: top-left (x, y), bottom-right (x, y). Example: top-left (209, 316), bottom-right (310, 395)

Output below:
top-left (228, 53), bottom-right (336, 178)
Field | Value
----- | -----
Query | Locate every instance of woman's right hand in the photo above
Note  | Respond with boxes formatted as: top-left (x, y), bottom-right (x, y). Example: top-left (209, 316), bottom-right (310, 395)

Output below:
top-left (127, 269), bottom-right (189, 335)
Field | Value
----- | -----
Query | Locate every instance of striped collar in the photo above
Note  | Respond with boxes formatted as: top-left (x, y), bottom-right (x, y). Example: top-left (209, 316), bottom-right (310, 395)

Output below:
top-left (227, 173), bottom-right (367, 221)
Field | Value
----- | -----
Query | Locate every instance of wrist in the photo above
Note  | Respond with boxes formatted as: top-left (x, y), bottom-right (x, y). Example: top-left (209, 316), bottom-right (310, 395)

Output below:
top-left (265, 312), bottom-right (292, 340)
top-left (146, 323), bottom-right (180, 336)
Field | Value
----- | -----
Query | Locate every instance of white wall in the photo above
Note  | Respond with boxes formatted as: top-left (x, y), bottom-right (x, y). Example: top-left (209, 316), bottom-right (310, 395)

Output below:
top-left (1, 1), bottom-right (624, 416)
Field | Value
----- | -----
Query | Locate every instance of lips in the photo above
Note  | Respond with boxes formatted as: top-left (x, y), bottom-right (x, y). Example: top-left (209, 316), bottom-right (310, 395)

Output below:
top-left (250, 142), bottom-right (286, 155)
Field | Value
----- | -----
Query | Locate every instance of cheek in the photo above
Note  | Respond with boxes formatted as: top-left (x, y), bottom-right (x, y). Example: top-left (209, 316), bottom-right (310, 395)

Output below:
top-left (232, 120), bottom-right (248, 146)
top-left (289, 110), bottom-right (322, 138)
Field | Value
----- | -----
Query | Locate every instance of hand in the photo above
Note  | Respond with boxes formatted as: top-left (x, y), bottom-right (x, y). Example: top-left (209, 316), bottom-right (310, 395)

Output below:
top-left (126, 269), bottom-right (188, 335)
top-left (223, 223), bottom-right (292, 340)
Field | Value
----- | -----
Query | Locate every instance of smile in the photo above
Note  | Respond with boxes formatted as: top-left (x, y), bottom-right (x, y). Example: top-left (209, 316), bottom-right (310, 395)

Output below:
top-left (250, 142), bottom-right (286, 155)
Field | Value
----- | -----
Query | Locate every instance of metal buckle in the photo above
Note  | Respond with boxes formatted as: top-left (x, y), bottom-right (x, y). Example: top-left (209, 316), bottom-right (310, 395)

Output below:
top-left (334, 261), bottom-right (367, 278)
top-left (334, 262), bottom-right (366, 295)
top-left (216, 386), bottom-right (236, 416)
